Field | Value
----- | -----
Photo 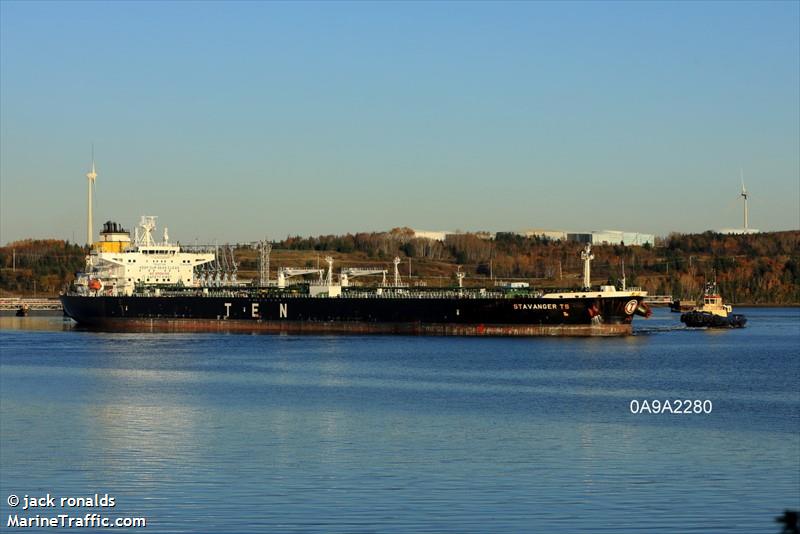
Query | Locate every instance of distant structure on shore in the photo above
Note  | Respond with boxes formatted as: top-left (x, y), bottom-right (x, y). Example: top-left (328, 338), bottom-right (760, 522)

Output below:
top-left (520, 229), bottom-right (568, 241)
top-left (412, 230), bottom-right (451, 241)
top-left (718, 227), bottom-right (760, 235)
top-left (563, 230), bottom-right (655, 246)
top-left (719, 175), bottom-right (759, 235)
top-left (522, 229), bottom-right (655, 246)
top-left (85, 152), bottom-right (97, 246)
top-left (411, 178), bottom-right (767, 244)
top-left (412, 228), bottom-right (655, 246)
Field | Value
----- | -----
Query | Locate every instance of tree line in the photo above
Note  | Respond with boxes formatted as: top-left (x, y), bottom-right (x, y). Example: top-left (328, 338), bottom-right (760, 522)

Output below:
top-left (0, 240), bottom-right (86, 295)
top-left (273, 229), bottom-right (799, 303)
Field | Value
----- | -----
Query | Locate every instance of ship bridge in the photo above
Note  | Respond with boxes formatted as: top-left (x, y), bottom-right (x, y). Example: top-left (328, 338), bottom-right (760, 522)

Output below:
top-left (78, 216), bottom-right (214, 296)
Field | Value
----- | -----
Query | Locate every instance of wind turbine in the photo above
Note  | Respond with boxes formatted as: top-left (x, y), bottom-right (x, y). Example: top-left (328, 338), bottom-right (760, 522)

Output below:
top-left (740, 170), bottom-right (748, 231)
top-left (86, 148), bottom-right (97, 245)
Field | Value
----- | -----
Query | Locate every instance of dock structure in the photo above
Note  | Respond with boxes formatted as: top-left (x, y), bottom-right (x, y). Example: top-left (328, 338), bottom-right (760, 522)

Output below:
top-left (643, 295), bottom-right (672, 305)
top-left (0, 298), bottom-right (63, 311)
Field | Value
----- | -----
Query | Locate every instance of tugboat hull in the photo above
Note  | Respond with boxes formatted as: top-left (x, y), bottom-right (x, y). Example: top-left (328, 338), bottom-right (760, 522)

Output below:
top-left (680, 311), bottom-right (747, 328)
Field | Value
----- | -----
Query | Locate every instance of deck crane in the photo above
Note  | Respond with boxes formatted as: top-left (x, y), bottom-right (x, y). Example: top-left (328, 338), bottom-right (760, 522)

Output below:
top-left (226, 245), bottom-right (238, 284)
top-left (219, 245), bottom-right (230, 285)
top-left (340, 267), bottom-right (388, 287)
top-left (211, 243), bottom-right (222, 286)
top-left (277, 267), bottom-right (324, 289)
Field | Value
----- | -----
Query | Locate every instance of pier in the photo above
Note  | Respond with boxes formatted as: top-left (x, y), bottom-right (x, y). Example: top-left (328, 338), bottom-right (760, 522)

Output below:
top-left (643, 295), bottom-right (672, 306)
top-left (0, 297), bottom-right (62, 311)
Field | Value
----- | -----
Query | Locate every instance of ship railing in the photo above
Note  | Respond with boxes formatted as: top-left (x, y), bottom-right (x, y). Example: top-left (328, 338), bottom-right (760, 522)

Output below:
top-left (103, 285), bottom-right (557, 299)
top-left (340, 290), bottom-right (510, 299)
top-left (117, 289), bottom-right (516, 299)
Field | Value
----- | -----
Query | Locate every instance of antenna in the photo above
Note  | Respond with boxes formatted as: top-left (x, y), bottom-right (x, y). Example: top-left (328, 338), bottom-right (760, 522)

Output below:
top-left (86, 146), bottom-right (98, 246)
top-left (740, 169), bottom-right (749, 230)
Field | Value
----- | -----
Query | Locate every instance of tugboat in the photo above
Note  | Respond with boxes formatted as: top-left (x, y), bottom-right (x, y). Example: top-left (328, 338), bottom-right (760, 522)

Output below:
top-left (680, 282), bottom-right (747, 328)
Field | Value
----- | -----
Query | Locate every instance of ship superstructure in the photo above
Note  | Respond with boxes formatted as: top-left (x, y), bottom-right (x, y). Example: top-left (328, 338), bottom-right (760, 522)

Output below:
top-left (75, 216), bottom-right (214, 297)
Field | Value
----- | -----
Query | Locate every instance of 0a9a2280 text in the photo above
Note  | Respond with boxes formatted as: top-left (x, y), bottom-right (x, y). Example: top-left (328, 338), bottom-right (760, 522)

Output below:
top-left (629, 399), bottom-right (712, 414)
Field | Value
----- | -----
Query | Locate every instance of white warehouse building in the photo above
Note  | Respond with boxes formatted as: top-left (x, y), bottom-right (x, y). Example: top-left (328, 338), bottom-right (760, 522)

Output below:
top-left (413, 228), bottom-right (655, 246)
top-left (589, 230), bottom-right (655, 246)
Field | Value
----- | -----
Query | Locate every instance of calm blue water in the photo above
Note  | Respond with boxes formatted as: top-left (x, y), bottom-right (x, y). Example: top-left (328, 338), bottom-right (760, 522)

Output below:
top-left (1, 308), bottom-right (798, 533)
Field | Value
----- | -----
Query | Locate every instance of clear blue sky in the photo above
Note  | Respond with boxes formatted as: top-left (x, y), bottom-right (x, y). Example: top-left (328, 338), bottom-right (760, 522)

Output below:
top-left (1, 0), bottom-right (798, 244)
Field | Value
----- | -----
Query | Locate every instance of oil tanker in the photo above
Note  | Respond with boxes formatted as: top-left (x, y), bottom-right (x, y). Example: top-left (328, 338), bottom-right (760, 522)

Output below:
top-left (60, 216), bottom-right (651, 336)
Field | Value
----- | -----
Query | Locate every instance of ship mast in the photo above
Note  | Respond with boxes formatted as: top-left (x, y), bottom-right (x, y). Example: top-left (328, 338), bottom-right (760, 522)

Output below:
top-left (581, 243), bottom-right (594, 289)
top-left (325, 256), bottom-right (334, 286)
top-left (393, 257), bottom-right (402, 287)
top-left (86, 150), bottom-right (97, 246)
top-left (251, 240), bottom-right (271, 287)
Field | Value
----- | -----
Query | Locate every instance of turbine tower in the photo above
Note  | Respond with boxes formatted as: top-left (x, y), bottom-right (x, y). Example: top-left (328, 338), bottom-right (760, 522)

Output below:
top-left (86, 151), bottom-right (97, 245)
top-left (740, 171), bottom-right (748, 231)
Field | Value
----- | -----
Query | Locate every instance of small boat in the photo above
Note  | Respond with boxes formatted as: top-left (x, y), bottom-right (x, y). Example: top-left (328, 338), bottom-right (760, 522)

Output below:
top-left (680, 283), bottom-right (746, 328)
top-left (15, 303), bottom-right (29, 317)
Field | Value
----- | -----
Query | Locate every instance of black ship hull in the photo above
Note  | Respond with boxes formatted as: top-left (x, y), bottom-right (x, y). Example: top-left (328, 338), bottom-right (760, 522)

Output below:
top-left (680, 311), bottom-right (747, 328)
top-left (61, 293), bottom-right (646, 336)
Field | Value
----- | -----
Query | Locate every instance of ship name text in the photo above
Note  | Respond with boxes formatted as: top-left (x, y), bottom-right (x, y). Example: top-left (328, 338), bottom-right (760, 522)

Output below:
top-left (513, 303), bottom-right (568, 310)
top-left (222, 302), bottom-right (288, 318)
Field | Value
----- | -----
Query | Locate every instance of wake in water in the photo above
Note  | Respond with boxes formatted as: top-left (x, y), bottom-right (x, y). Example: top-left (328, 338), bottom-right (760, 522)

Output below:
top-left (633, 324), bottom-right (690, 335)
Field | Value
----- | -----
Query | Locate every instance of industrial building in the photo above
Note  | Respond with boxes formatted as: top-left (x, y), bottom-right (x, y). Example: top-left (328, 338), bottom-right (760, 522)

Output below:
top-left (412, 230), bottom-right (450, 241)
top-left (412, 230), bottom-right (496, 241)
top-left (414, 228), bottom-right (655, 246)
top-left (520, 229), bottom-right (569, 241)
top-left (583, 230), bottom-right (655, 246)
top-left (524, 229), bottom-right (655, 246)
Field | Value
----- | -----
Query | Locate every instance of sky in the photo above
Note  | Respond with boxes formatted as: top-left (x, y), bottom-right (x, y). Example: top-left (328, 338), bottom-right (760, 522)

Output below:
top-left (1, 0), bottom-right (798, 245)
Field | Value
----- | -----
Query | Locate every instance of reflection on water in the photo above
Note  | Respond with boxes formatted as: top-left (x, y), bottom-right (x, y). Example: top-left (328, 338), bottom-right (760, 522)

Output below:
top-left (0, 314), bottom-right (73, 332)
top-left (1, 309), bottom-right (798, 533)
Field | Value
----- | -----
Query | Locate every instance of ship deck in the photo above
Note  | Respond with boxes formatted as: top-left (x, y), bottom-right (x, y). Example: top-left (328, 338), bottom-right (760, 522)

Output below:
top-left (64, 284), bottom-right (645, 300)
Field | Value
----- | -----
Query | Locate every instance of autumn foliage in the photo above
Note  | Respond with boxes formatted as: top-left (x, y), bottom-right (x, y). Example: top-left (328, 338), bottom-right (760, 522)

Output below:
top-left (272, 230), bottom-right (799, 304)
